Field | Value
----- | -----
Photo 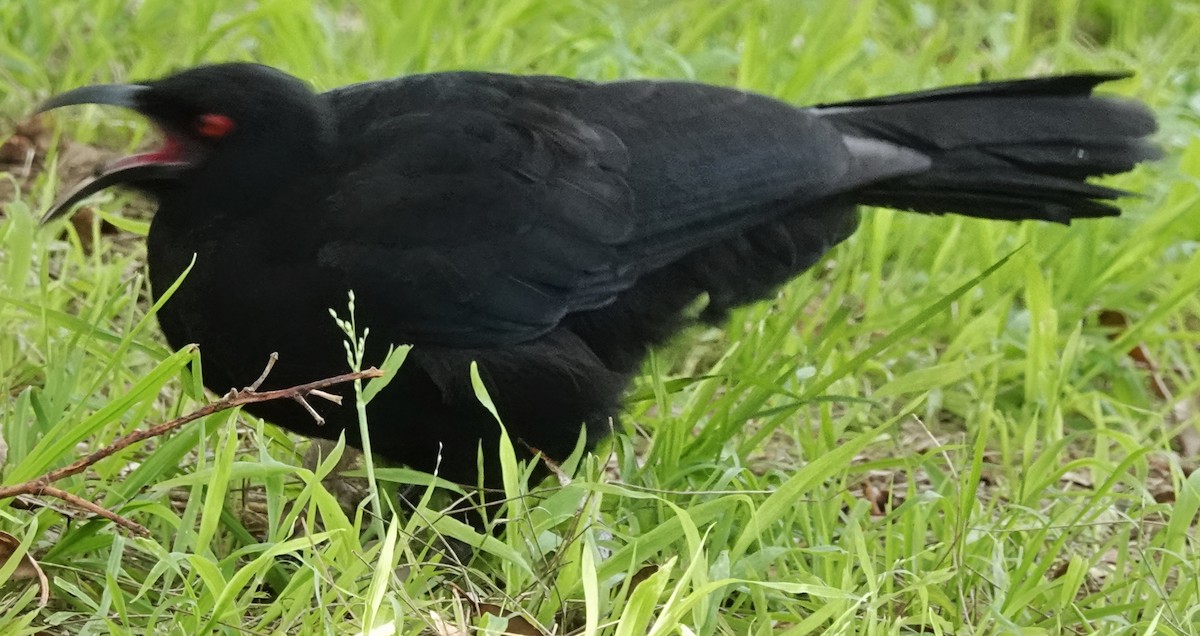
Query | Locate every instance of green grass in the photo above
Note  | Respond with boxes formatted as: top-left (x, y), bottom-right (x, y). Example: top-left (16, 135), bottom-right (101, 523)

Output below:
top-left (2, 0), bottom-right (1200, 633)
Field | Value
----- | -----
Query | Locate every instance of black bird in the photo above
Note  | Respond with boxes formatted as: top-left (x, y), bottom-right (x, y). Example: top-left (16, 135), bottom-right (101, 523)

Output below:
top-left (39, 64), bottom-right (1159, 487)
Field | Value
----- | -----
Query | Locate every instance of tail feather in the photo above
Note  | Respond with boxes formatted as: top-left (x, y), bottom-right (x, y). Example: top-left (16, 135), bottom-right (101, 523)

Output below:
top-left (981, 140), bottom-right (1160, 179)
top-left (819, 72), bottom-right (1133, 106)
top-left (816, 73), bottom-right (1161, 224)
top-left (859, 181), bottom-right (1124, 221)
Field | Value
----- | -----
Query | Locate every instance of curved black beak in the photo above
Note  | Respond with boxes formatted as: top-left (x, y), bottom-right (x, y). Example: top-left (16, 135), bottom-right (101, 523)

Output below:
top-left (36, 83), bottom-right (150, 114)
top-left (39, 163), bottom-right (183, 225)
top-left (36, 83), bottom-right (185, 225)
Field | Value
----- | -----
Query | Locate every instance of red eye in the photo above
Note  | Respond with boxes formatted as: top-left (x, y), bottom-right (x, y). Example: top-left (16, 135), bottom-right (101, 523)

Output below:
top-left (196, 113), bottom-right (235, 138)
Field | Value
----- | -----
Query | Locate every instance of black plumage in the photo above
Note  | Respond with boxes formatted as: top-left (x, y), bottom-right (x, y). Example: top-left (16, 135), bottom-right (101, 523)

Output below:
top-left (39, 64), bottom-right (1159, 485)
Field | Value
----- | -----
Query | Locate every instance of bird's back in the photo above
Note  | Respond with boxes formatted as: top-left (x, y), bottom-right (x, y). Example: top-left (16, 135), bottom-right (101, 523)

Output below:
top-left (314, 72), bottom-right (876, 353)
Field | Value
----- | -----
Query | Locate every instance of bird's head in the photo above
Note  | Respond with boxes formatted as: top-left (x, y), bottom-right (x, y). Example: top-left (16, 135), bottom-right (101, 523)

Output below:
top-left (37, 63), bottom-right (329, 223)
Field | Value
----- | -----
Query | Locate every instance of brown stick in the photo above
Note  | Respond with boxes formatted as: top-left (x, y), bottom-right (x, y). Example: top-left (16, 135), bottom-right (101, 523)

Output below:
top-left (0, 363), bottom-right (383, 536)
top-left (37, 485), bottom-right (150, 537)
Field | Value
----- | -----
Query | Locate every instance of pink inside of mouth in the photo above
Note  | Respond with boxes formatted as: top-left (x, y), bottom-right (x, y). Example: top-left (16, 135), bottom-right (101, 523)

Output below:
top-left (106, 135), bottom-right (189, 171)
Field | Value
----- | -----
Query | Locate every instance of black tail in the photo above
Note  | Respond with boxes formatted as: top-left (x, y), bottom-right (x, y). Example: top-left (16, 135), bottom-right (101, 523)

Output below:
top-left (816, 73), bottom-right (1161, 223)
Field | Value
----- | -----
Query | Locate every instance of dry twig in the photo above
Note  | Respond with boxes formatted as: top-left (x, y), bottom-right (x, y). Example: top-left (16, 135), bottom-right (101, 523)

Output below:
top-left (0, 355), bottom-right (383, 536)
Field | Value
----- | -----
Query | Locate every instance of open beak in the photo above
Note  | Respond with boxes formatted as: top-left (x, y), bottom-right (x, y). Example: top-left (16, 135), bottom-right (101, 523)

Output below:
top-left (37, 83), bottom-right (192, 224)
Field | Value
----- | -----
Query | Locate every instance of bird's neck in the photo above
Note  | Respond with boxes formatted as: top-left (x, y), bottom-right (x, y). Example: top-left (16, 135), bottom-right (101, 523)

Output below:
top-left (158, 123), bottom-right (334, 229)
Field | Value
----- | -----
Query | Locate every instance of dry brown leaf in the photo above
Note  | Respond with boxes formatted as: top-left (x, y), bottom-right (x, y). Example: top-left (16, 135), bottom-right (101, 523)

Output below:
top-left (1099, 309), bottom-right (1200, 459)
top-left (1145, 452), bottom-right (1180, 505)
top-left (1153, 489), bottom-right (1176, 504)
top-left (1099, 309), bottom-right (1171, 399)
top-left (68, 205), bottom-right (120, 253)
top-left (477, 603), bottom-right (546, 636)
top-left (0, 133), bottom-right (35, 172)
top-left (1, 115), bottom-right (120, 216)
top-left (1169, 399), bottom-right (1200, 458)
top-left (628, 564), bottom-right (659, 594)
top-left (1, 116), bottom-right (51, 202)
top-left (1047, 558), bottom-right (1071, 581)
top-left (0, 530), bottom-right (49, 607)
top-left (438, 585), bottom-right (547, 636)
